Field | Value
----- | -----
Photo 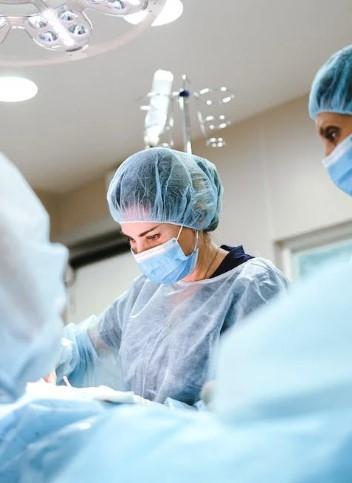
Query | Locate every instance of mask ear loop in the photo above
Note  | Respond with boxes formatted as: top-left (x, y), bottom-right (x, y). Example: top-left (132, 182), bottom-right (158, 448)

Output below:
top-left (176, 226), bottom-right (199, 253)
top-left (194, 230), bottom-right (199, 251)
top-left (176, 225), bottom-right (183, 241)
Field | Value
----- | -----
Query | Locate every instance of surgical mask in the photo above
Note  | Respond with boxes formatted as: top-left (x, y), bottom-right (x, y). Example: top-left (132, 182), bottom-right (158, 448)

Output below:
top-left (322, 134), bottom-right (352, 196)
top-left (132, 226), bottom-right (199, 284)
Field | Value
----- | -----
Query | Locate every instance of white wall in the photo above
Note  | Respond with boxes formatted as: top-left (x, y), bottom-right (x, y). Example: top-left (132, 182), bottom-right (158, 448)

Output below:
top-left (193, 95), bottom-right (352, 261)
top-left (67, 251), bottom-right (140, 324)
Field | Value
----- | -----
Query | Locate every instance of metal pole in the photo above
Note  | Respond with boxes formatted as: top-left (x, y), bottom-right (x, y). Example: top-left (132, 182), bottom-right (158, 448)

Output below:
top-left (179, 74), bottom-right (192, 154)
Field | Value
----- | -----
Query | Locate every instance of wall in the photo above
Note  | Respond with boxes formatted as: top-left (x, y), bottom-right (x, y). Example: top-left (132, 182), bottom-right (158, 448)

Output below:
top-left (67, 251), bottom-right (140, 323)
top-left (192, 95), bottom-right (352, 260)
top-left (36, 190), bottom-right (61, 241)
top-left (39, 94), bottom-right (352, 319)
top-left (37, 177), bottom-right (110, 243)
top-left (44, 94), bottom-right (352, 260)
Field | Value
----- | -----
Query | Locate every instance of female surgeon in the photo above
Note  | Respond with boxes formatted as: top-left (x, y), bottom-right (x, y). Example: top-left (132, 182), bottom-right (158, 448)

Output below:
top-left (56, 147), bottom-right (287, 406)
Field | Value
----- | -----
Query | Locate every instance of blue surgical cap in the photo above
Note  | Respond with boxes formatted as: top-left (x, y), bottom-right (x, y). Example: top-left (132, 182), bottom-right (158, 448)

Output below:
top-left (309, 44), bottom-right (352, 119)
top-left (107, 147), bottom-right (223, 231)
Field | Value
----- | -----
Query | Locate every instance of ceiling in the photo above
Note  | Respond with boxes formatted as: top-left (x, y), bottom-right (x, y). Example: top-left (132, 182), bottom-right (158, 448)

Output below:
top-left (1, 0), bottom-right (352, 193)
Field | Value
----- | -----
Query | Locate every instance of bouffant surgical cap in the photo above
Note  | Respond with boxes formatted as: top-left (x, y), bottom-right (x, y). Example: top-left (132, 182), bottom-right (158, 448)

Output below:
top-left (309, 44), bottom-right (352, 119)
top-left (107, 148), bottom-right (223, 232)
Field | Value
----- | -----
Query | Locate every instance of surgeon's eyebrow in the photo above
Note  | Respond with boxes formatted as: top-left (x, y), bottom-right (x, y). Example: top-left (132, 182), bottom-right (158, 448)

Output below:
top-left (122, 224), bottom-right (162, 238)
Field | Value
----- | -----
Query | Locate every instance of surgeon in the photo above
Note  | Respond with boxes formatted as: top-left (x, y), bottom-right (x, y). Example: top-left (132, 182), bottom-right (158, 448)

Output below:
top-left (56, 148), bottom-right (287, 406)
top-left (309, 45), bottom-right (352, 195)
top-left (0, 155), bottom-right (67, 402)
top-left (0, 155), bottom-right (111, 481)
top-left (47, 45), bottom-right (352, 482)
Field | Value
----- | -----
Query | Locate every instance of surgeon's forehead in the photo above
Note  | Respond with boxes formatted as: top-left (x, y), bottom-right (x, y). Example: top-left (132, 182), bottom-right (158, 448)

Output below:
top-left (316, 112), bottom-right (352, 128)
top-left (121, 221), bottom-right (158, 234)
top-left (121, 222), bottom-right (179, 237)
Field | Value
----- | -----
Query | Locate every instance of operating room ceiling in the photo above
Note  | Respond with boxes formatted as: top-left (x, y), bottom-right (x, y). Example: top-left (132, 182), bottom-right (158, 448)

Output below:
top-left (1, 0), bottom-right (352, 192)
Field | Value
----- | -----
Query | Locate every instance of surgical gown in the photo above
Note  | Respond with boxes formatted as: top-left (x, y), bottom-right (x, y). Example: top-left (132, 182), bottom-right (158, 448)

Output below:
top-left (15, 260), bottom-right (352, 483)
top-left (57, 258), bottom-right (288, 404)
top-left (0, 154), bottom-right (108, 483)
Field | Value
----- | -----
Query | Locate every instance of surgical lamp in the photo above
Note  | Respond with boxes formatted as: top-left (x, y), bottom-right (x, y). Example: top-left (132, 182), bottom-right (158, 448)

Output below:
top-left (0, 0), bottom-right (182, 66)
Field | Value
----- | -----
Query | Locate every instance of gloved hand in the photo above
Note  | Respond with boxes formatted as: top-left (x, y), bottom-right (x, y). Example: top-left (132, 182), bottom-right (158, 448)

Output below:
top-left (26, 380), bottom-right (159, 407)
top-left (200, 380), bottom-right (215, 407)
top-left (43, 371), bottom-right (57, 384)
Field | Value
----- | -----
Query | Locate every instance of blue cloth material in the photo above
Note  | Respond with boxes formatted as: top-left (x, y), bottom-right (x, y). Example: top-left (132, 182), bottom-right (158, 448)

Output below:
top-left (57, 258), bottom-right (288, 404)
top-left (0, 388), bottom-right (111, 483)
top-left (0, 156), bottom-right (108, 483)
top-left (2, 261), bottom-right (350, 483)
top-left (46, 265), bottom-right (352, 483)
top-left (214, 261), bottom-right (352, 420)
top-left (0, 155), bottom-right (67, 403)
top-left (322, 133), bottom-right (352, 196)
top-left (50, 261), bottom-right (352, 483)
top-left (57, 319), bottom-right (125, 390)
top-left (309, 44), bottom-right (352, 119)
top-left (107, 147), bottom-right (223, 231)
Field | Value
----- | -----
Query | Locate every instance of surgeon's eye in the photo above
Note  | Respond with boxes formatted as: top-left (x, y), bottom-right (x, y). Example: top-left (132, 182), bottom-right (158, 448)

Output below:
top-left (322, 126), bottom-right (340, 143)
top-left (146, 233), bottom-right (160, 241)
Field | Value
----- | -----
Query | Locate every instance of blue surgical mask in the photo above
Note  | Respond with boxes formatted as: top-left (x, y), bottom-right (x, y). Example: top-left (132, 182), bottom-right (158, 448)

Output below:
top-left (132, 226), bottom-right (199, 284)
top-left (322, 134), bottom-right (352, 196)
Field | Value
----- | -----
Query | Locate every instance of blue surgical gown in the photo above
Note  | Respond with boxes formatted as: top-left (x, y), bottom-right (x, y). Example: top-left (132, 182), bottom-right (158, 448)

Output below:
top-left (40, 260), bottom-right (352, 483)
top-left (0, 392), bottom-right (106, 483)
top-left (57, 258), bottom-right (288, 404)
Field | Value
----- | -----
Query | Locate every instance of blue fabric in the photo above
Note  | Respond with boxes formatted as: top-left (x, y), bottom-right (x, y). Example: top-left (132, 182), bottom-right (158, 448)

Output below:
top-left (309, 44), bottom-right (352, 119)
top-left (0, 154), bottom-right (67, 403)
top-left (214, 261), bottom-right (352, 419)
top-left (2, 261), bottom-right (350, 483)
top-left (57, 258), bottom-right (287, 404)
top-left (46, 261), bottom-right (352, 483)
top-left (0, 391), bottom-right (110, 483)
top-left (0, 156), bottom-right (107, 483)
top-left (107, 147), bottom-right (223, 231)
top-left (322, 133), bottom-right (352, 196)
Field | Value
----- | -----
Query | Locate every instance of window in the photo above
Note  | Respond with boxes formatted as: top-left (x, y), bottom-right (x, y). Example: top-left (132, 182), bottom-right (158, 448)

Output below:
top-left (276, 221), bottom-right (352, 281)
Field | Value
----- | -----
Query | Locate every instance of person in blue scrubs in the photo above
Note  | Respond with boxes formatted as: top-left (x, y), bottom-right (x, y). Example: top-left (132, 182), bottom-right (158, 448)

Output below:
top-left (0, 155), bottom-right (111, 482)
top-left (57, 148), bottom-right (287, 406)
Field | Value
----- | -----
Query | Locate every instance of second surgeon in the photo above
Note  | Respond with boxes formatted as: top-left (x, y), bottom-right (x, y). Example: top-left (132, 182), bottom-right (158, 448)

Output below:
top-left (57, 148), bottom-right (287, 406)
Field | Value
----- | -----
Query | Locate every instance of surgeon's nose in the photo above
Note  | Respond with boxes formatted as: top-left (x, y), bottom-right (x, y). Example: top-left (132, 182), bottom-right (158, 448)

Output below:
top-left (133, 239), bottom-right (149, 254)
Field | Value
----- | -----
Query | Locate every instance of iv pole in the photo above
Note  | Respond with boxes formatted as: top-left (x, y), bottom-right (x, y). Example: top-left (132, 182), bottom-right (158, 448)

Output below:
top-left (178, 75), bottom-right (193, 154)
top-left (142, 70), bottom-right (233, 152)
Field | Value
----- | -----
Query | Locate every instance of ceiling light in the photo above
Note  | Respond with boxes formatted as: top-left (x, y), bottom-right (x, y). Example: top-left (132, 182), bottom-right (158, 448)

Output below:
top-left (124, 0), bottom-right (183, 26)
top-left (206, 137), bottom-right (226, 148)
top-left (0, 0), bottom-right (168, 66)
top-left (0, 77), bottom-right (38, 102)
